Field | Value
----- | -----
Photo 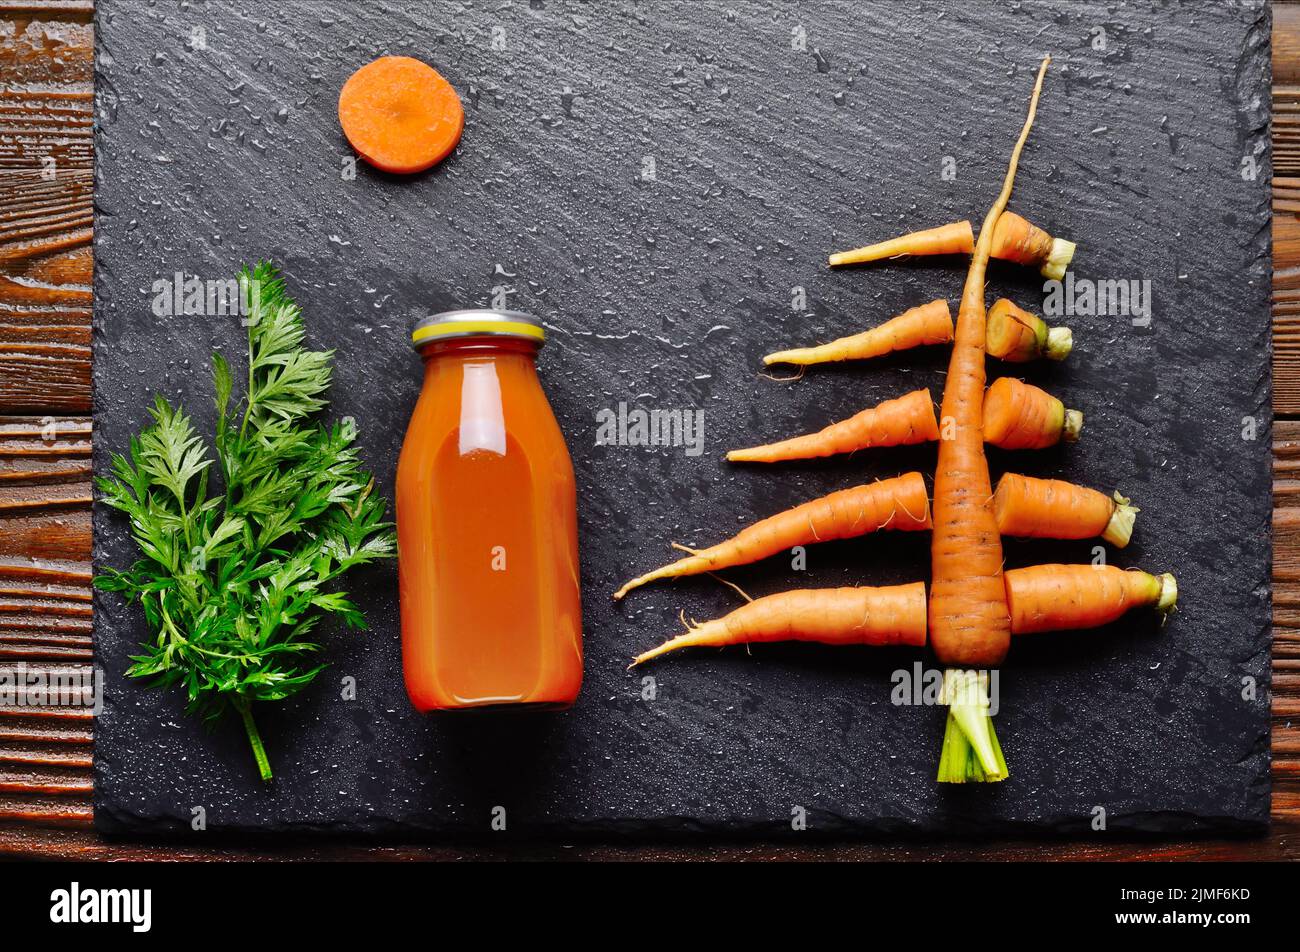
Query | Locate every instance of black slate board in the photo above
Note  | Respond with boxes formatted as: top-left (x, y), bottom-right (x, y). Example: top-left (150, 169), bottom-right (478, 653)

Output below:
top-left (93, 0), bottom-right (1273, 836)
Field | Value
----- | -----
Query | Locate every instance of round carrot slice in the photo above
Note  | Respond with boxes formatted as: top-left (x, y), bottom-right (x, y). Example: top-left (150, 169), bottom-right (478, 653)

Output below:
top-left (338, 56), bottom-right (464, 174)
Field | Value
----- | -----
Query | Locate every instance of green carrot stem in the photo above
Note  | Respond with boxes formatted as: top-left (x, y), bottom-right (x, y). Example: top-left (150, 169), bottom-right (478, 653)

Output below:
top-left (236, 700), bottom-right (273, 782)
top-left (937, 669), bottom-right (1008, 783)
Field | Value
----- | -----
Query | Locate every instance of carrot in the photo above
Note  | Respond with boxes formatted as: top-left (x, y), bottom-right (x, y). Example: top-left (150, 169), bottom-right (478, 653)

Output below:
top-left (828, 213), bottom-right (1073, 277)
top-left (989, 211), bottom-right (1076, 279)
top-left (1006, 564), bottom-right (1177, 634)
top-left (763, 299), bottom-right (953, 366)
top-left (338, 56), bottom-right (464, 174)
top-left (929, 57), bottom-right (1052, 784)
top-left (994, 473), bottom-right (1138, 547)
top-left (987, 298), bottom-right (1072, 362)
top-left (629, 583), bottom-right (927, 665)
top-left (828, 222), bottom-right (974, 267)
top-left (983, 377), bottom-right (1082, 449)
top-left (612, 473), bottom-right (931, 600)
top-left (727, 388), bottom-right (938, 463)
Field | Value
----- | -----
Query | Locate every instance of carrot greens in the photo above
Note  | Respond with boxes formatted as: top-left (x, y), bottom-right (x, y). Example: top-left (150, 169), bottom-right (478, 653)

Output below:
top-left (94, 262), bottom-right (395, 782)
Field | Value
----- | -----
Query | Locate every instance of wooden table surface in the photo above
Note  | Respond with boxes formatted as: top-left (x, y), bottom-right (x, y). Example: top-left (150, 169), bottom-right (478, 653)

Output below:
top-left (0, 0), bottom-right (1295, 861)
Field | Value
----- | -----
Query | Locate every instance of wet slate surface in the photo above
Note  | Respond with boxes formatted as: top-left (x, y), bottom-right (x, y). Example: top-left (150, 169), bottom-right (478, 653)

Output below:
top-left (93, 0), bottom-right (1272, 836)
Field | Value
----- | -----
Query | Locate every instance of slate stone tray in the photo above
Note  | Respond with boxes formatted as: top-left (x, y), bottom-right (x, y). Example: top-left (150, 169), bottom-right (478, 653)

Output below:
top-left (93, 0), bottom-right (1272, 836)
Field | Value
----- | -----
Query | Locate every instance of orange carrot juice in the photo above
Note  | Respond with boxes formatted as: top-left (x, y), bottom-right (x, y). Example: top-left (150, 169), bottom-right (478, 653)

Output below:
top-left (396, 310), bottom-right (582, 711)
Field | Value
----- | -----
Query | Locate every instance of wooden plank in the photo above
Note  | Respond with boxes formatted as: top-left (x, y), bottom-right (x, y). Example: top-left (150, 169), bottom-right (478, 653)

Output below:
top-left (0, 9), bottom-right (92, 413)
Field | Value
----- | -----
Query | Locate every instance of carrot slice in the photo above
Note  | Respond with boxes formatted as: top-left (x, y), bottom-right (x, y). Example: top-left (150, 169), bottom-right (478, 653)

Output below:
top-left (338, 56), bottom-right (465, 174)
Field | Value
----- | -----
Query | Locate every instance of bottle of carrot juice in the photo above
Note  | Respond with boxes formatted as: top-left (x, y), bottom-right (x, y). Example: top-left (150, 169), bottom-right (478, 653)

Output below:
top-left (396, 310), bottom-right (582, 711)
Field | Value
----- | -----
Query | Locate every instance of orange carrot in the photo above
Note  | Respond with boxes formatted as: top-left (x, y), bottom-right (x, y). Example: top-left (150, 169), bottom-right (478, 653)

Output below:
top-left (930, 57), bottom-right (1051, 784)
top-left (828, 222), bottom-right (973, 267)
top-left (1006, 564), bottom-right (1177, 634)
top-left (828, 213), bottom-right (1074, 277)
top-left (983, 377), bottom-right (1082, 449)
top-left (727, 388), bottom-right (938, 463)
top-left (987, 298), bottom-right (1072, 362)
top-left (613, 473), bottom-right (931, 600)
top-left (989, 211), bottom-right (1076, 279)
top-left (338, 56), bottom-right (464, 174)
top-left (630, 583), bottom-right (927, 665)
top-left (994, 473), bottom-right (1137, 547)
top-left (764, 299), bottom-right (953, 366)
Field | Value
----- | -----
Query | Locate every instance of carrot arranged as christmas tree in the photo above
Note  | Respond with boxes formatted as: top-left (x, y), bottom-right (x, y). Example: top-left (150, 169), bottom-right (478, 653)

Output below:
top-left (994, 474), bottom-right (1137, 547)
top-left (727, 389), bottom-right (938, 463)
top-left (828, 221), bottom-right (977, 267)
top-left (613, 473), bottom-right (930, 600)
top-left (989, 211), bottom-right (1076, 280)
top-left (619, 54), bottom-right (1179, 788)
top-left (987, 298), bottom-right (1072, 362)
top-left (1006, 565), bottom-right (1176, 634)
top-left (984, 377), bottom-right (1082, 449)
top-left (829, 211), bottom-right (1075, 278)
top-left (630, 583), bottom-right (927, 666)
top-left (764, 300), bottom-right (953, 367)
top-left (926, 56), bottom-right (1054, 784)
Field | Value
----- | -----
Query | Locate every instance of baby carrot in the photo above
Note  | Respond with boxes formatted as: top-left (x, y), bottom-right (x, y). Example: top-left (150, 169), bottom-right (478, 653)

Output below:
top-left (338, 56), bottom-right (464, 174)
top-left (630, 583), bottom-right (927, 665)
top-left (930, 57), bottom-right (1051, 783)
top-left (994, 473), bottom-right (1138, 547)
top-left (987, 298), bottom-right (1072, 362)
top-left (763, 299), bottom-right (953, 367)
top-left (989, 211), bottom-right (1076, 279)
top-left (727, 388), bottom-right (938, 463)
top-left (1006, 564), bottom-right (1177, 634)
top-left (983, 377), bottom-right (1082, 449)
top-left (613, 473), bottom-right (931, 600)
top-left (828, 222), bottom-right (974, 267)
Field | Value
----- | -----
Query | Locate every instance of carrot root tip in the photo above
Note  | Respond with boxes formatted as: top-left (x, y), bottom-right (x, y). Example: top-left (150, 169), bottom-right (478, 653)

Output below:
top-left (762, 350), bottom-right (803, 367)
top-left (1041, 237), bottom-right (1077, 280)
top-left (1045, 326), bottom-right (1073, 361)
top-left (1102, 492), bottom-right (1139, 548)
top-left (1063, 408), bottom-right (1084, 442)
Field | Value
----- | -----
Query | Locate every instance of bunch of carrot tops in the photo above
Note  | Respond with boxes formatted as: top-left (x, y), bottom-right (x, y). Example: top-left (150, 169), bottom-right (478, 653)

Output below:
top-left (616, 57), bottom-right (1176, 784)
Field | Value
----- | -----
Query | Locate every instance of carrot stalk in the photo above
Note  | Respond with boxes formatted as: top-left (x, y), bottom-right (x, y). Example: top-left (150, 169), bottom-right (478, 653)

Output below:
top-left (1006, 564), bottom-right (1177, 634)
top-left (613, 473), bottom-right (931, 599)
top-left (987, 298), bottom-right (1072, 362)
top-left (764, 299), bottom-right (953, 367)
top-left (931, 56), bottom-right (1052, 784)
top-left (629, 583), bottom-right (927, 665)
top-left (994, 473), bottom-right (1138, 547)
top-left (828, 213), bottom-right (1074, 278)
top-left (727, 388), bottom-right (938, 463)
top-left (989, 211), bottom-right (1076, 279)
top-left (828, 223), bottom-right (973, 267)
top-left (937, 706), bottom-right (1008, 782)
top-left (983, 376), bottom-right (1082, 449)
